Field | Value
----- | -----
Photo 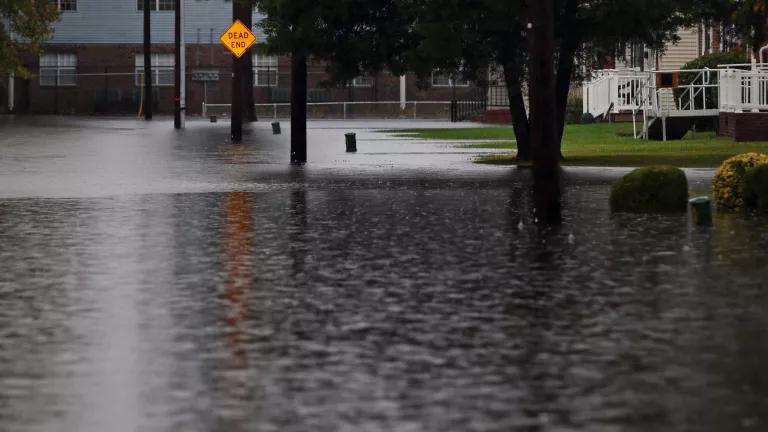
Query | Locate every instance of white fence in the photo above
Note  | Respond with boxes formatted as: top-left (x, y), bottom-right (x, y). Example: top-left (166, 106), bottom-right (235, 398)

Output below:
top-left (202, 100), bottom-right (453, 120)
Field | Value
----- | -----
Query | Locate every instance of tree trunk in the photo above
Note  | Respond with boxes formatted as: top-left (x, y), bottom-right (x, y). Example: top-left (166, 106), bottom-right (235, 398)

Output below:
top-left (290, 50), bottom-right (308, 164)
top-left (554, 0), bottom-right (580, 146)
top-left (528, 0), bottom-right (561, 225)
top-left (503, 63), bottom-right (531, 161)
top-left (243, 6), bottom-right (256, 122)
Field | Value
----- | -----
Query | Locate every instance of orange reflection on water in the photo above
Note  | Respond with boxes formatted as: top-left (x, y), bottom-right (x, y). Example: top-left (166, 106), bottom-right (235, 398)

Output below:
top-left (224, 190), bottom-right (252, 369)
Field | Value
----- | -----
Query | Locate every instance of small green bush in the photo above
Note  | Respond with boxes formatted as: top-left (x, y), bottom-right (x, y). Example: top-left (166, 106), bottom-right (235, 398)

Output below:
top-left (713, 153), bottom-right (768, 210)
top-left (566, 96), bottom-right (583, 124)
top-left (610, 166), bottom-right (688, 213)
top-left (741, 165), bottom-right (768, 213)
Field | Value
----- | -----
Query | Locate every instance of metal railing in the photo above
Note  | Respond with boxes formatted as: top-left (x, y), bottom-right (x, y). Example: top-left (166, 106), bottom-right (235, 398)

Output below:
top-left (202, 100), bottom-right (454, 120)
top-left (450, 88), bottom-right (487, 122)
top-left (487, 86), bottom-right (510, 107)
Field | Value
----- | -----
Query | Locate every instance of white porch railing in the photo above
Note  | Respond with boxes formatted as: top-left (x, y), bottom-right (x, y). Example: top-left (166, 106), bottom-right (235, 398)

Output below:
top-left (582, 74), bottom-right (614, 119)
top-left (720, 66), bottom-right (768, 112)
top-left (614, 73), bottom-right (649, 112)
top-left (583, 64), bottom-right (768, 118)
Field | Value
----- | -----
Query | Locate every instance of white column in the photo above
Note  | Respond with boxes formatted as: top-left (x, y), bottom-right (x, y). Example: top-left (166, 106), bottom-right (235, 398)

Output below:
top-left (180, 0), bottom-right (186, 127)
top-left (7, 72), bottom-right (13, 113)
top-left (399, 75), bottom-right (406, 110)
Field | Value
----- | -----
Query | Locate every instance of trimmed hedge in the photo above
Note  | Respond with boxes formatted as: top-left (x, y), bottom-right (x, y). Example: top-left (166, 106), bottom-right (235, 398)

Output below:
top-left (610, 166), bottom-right (688, 213)
top-left (742, 165), bottom-right (768, 213)
top-left (713, 153), bottom-right (768, 210)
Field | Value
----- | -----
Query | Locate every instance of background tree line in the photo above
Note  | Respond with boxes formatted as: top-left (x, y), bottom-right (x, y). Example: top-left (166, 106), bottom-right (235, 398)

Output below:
top-left (250, 0), bottom-right (768, 163)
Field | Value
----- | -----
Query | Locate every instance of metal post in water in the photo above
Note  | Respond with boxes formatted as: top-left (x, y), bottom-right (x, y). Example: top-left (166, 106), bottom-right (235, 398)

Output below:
top-left (689, 197), bottom-right (713, 226)
top-left (345, 132), bottom-right (357, 152)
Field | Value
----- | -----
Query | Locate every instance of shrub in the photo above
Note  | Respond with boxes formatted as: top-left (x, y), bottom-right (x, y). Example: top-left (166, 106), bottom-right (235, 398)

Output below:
top-left (610, 166), bottom-right (688, 213)
top-left (741, 165), bottom-right (768, 213)
top-left (566, 96), bottom-right (583, 124)
top-left (713, 153), bottom-right (768, 210)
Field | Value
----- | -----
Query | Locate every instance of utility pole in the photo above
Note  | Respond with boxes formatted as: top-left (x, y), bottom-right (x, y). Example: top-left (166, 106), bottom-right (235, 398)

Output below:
top-left (174, 0), bottom-right (185, 129)
top-left (180, 0), bottom-right (186, 127)
top-left (528, 0), bottom-right (561, 225)
top-left (143, 0), bottom-right (152, 120)
top-left (290, 49), bottom-right (308, 164)
top-left (230, 2), bottom-right (248, 142)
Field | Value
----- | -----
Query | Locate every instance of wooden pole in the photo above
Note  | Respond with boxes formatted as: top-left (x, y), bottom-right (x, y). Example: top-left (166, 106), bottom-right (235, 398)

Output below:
top-left (174, 0), bottom-right (180, 128)
top-left (290, 50), bottom-right (307, 164)
top-left (180, 0), bottom-right (186, 127)
top-left (143, 0), bottom-right (152, 120)
top-left (230, 2), bottom-right (247, 141)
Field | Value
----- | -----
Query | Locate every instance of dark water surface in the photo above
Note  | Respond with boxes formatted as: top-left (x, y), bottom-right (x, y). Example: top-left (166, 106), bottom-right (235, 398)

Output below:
top-left (1, 118), bottom-right (767, 432)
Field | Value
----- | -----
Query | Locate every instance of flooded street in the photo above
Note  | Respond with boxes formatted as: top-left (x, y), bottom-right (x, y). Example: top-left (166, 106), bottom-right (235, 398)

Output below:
top-left (1, 117), bottom-right (767, 431)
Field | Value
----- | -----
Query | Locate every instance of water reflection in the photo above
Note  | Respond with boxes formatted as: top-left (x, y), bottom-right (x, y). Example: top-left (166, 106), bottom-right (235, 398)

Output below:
top-left (0, 182), bottom-right (767, 431)
top-left (223, 192), bottom-right (253, 368)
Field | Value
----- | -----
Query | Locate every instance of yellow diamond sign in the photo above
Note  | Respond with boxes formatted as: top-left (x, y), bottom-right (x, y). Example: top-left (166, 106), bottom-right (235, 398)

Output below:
top-left (220, 20), bottom-right (257, 58)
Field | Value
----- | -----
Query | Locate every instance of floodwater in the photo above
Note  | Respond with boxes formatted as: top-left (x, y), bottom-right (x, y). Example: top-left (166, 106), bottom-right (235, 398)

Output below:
top-left (1, 117), bottom-right (767, 432)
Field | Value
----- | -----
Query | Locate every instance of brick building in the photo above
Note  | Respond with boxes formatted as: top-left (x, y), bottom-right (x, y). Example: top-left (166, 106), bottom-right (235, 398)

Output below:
top-left (7, 0), bottom-right (480, 116)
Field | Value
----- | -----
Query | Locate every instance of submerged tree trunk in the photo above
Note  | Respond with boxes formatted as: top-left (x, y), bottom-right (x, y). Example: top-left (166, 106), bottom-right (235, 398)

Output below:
top-left (528, 0), bottom-right (561, 225)
top-left (503, 63), bottom-right (531, 161)
top-left (290, 50), bottom-right (308, 164)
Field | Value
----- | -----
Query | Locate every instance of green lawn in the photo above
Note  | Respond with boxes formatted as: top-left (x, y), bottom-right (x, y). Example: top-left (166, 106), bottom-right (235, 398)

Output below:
top-left (392, 123), bottom-right (768, 168)
top-left (388, 127), bottom-right (516, 140)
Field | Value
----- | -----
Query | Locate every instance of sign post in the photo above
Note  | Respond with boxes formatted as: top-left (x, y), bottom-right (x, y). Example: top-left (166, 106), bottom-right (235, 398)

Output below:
top-left (220, 19), bottom-right (257, 142)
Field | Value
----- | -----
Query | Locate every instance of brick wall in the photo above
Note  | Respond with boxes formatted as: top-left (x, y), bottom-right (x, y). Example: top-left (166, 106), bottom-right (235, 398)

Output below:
top-left (719, 112), bottom-right (768, 142)
top-left (17, 43), bottom-right (483, 116)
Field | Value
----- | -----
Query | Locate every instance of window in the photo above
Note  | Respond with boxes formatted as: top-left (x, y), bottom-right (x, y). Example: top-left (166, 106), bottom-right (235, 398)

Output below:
top-left (135, 54), bottom-right (175, 86)
top-left (351, 76), bottom-right (373, 87)
top-left (137, 0), bottom-right (176, 11)
top-left (431, 70), bottom-right (469, 87)
top-left (253, 54), bottom-right (278, 87)
top-left (39, 54), bottom-right (77, 87)
top-left (53, 0), bottom-right (77, 11)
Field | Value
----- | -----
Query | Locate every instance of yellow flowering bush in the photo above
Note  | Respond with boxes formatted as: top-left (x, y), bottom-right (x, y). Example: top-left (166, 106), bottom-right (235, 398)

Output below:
top-left (713, 153), bottom-right (768, 210)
